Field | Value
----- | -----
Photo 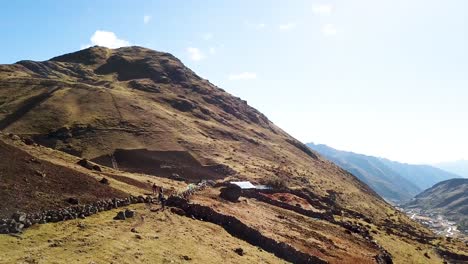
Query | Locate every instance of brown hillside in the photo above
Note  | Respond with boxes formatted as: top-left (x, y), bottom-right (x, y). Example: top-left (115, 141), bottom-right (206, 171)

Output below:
top-left (0, 46), bottom-right (381, 215)
top-left (0, 135), bottom-right (127, 218)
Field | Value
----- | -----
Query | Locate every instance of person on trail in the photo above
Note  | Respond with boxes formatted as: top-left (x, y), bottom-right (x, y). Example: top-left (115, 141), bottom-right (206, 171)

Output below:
top-left (158, 187), bottom-right (166, 211)
top-left (152, 183), bottom-right (158, 195)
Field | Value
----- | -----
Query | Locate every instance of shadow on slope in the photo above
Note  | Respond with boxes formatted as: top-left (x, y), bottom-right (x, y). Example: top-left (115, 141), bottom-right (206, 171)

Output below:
top-left (92, 149), bottom-right (233, 182)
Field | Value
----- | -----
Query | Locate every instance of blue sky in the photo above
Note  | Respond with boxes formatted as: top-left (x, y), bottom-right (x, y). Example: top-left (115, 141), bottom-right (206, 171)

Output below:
top-left (1, 0), bottom-right (468, 164)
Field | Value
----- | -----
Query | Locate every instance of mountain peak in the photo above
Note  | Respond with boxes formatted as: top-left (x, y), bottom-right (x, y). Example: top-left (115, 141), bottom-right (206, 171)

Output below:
top-left (50, 45), bottom-right (112, 65)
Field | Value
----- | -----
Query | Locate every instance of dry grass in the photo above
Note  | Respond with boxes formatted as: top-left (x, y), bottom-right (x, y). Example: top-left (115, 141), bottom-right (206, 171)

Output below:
top-left (0, 204), bottom-right (285, 264)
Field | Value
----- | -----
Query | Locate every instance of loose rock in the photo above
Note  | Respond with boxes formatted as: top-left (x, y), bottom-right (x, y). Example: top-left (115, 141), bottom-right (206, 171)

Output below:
top-left (219, 184), bottom-right (242, 202)
top-left (124, 209), bottom-right (135, 218)
top-left (114, 211), bottom-right (126, 220)
top-left (234, 248), bottom-right (244, 256)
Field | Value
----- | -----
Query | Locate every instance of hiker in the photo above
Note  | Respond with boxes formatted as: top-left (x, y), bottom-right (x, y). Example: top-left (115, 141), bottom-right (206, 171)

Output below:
top-left (158, 187), bottom-right (166, 211)
top-left (152, 183), bottom-right (158, 195)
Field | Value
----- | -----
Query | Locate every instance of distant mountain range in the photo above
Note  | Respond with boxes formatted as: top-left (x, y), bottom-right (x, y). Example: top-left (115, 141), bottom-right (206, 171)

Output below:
top-left (307, 143), bottom-right (462, 203)
top-left (435, 160), bottom-right (468, 178)
top-left (404, 178), bottom-right (468, 232)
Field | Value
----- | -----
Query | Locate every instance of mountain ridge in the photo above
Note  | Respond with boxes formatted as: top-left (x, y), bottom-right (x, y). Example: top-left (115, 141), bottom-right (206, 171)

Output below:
top-left (307, 143), bottom-right (462, 203)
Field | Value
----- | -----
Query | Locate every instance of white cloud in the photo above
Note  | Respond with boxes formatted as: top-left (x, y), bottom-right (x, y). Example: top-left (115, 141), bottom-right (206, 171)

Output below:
top-left (322, 24), bottom-right (337, 36)
top-left (279, 23), bottom-right (296, 31)
top-left (228, 72), bottom-right (257, 81)
top-left (143, 15), bottom-right (151, 24)
top-left (187, 47), bottom-right (204, 61)
top-left (203, 33), bottom-right (213, 40)
top-left (312, 4), bottom-right (334, 15)
top-left (82, 30), bottom-right (131, 49)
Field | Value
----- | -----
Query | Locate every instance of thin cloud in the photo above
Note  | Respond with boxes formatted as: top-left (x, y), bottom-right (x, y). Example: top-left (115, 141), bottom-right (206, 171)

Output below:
top-left (228, 72), bottom-right (257, 81)
top-left (322, 24), bottom-right (337, 36)
top-left (187, 47), bottom-right (204, 61)
top-left (279, 23), bottom-right (296, 31)
top-left (312, 4), bottom-right (334, 15)
top-left (143, 15), bottom-right (151, 24)
top-left (81, 30), bottom-right (130, 49)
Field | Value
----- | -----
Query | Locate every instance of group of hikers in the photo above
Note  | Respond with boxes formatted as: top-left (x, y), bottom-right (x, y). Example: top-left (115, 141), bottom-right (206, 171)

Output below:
top-left (149, 180), bottom-right (215, 211)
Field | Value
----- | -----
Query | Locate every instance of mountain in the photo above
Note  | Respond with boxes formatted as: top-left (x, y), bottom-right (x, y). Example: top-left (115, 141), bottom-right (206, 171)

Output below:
top-left (0, 46), bottom-right (466, 263)
top-left (307, 143), bottom-right (421, 203)
top-left (378, 159), bottom-right (463, 191)
top-left (405, 178), bottom-right (468, 232)
top-left (307, 143), bottom-right (461, 203)
top-left (435, 160), bottom-right (468, 178)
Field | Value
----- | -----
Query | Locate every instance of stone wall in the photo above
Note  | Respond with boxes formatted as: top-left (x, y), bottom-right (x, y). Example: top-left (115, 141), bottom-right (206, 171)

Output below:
top-left (0, 195), bottom-right (153, 234)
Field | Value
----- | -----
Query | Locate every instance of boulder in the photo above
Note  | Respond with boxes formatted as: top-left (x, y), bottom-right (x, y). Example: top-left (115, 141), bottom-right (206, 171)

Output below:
top-left (124, 209), bottom-right (135, 218)
top-left (77, 158), bottom-right (94, 170)
top-left (9, 134), bottom-right (21, 141)
top-left (234, 248), bottom-right (244, 256)
top-left (77, 159), bottom-right (101, 171)
top-left (114, 211), bottom-right (126, 220)
top-left (219, 184), bottom-right (242, 202)
top-left (12, 212), bottom-right (27, 223)
top-left (8, 221), bottom-right (24, 233)
top-left (99, 177), bottom-right (109, 185)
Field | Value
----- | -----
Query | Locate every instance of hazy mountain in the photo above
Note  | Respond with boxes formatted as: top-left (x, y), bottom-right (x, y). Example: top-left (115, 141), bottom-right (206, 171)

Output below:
top-left (307, 143), bottom-right (461, 203)
top-left (435, 160), bottom-right (468, 178)
top-left (307, 143), bottom-right (421, 203)
top-left (378, 158), bottom-right (462, 190)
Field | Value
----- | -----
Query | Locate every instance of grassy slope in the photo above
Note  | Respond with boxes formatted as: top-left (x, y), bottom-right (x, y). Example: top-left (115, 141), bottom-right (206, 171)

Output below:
top-left (0, 204), bottom-right (285, 264)
top-left (1, 138), bottom-right (466, 263)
